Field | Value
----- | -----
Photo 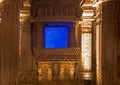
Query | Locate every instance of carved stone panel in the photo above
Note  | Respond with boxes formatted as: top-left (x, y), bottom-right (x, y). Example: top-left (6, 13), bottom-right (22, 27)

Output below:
top-left (31, 0), bottom-right (82, 18)
top-left (18, 72), bottom-right (33, 84)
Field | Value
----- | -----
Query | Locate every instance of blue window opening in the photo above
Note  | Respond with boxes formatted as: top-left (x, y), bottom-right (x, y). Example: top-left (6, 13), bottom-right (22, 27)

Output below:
top-left (44, 23), bottom-right (72, 48)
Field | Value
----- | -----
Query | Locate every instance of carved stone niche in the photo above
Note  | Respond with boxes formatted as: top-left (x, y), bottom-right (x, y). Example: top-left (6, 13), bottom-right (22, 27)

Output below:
top-left (31, 0), bottom-right (82, 19)
top-left (31, 22), bottom-right (80, 48)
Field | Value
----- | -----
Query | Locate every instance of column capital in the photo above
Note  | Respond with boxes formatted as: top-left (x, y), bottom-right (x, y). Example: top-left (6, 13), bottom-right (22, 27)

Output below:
top-left (20, 0), bottom-right (31, 26)
top-left (20, 4), bottom-right (31, 31)
top-left (81, 20), bottom-right (93, 28)
top-left (80, 20), bottom-right (93, 33)
top-left (81, 0), bottom-right (95, 21)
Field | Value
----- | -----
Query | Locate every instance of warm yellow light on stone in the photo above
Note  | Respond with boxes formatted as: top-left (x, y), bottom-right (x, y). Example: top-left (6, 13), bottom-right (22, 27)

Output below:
top-left (59, 66), bottom-right (64, 80)
top-left (38, 76), bottom-right (42, 81)
top-left (81, 33), bottom-right (92, 71)
top-left (48, 67), bottom-right (52, 81)
top-left (83, 72), bottom-right (92, 80)
top-left (82, 3), bottom-right (93, 7)
top-left (38, 68), bottom-right (42, 81)
top-left (82, 11), bottom-right (94, 17)
top-left (20, 10), bottom-right (30, 16)
top-left (93, 1), bottom-right (102, 7)
top-left (96, 25), bottom-right (102, 85)
top-left (0, 0), bottom-right (3, 3)
top-left (38, 68), bottom-right (42, 75)
top-left (0, 18), bottom-right (1, 23)
top-left (70, 67), bottom-right (74, 80)
top-left (23, 0), bottom-right (31, 7)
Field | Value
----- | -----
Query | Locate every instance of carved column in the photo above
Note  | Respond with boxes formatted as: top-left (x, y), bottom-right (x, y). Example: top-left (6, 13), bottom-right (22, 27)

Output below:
top-left (81, 0), bottom-right (94, 84)
top-left (59, 65), bottom-right (64, 80)
top-left (38, 65), bottom-right (42, 81)
top-left (0, 0), bottom-right (20, 85)
top-left (93, 1), bottom-right (102, 85)
top-left (70, 62), bottom-right (75, 80)
top-left (47, 64), bottom-right (52, 81)
top-left (81, 20), bottom-right (93, 78)
top-left (18, 1), bottom-right (33, 85)
top-left (94, 1), bottom-right (120, 85)
top-left (20, 16), bottom-right (32, 71)
top-left (53, 63), bottom-right (59, 80)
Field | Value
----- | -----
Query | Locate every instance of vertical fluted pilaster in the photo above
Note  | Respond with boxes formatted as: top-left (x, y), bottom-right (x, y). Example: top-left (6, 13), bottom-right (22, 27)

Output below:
top-left (0, 0), bottom-right (20, 85)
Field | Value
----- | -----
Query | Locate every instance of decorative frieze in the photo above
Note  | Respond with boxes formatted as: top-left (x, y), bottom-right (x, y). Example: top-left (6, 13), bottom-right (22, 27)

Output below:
top-left (33, 47), bottom-right (80, 56)
top-left (37, 62), bottom-right (76, 81)
top-left (31, 0), bottom-right (82, 18)
top-left (33, 47), bottom-right (80, 61)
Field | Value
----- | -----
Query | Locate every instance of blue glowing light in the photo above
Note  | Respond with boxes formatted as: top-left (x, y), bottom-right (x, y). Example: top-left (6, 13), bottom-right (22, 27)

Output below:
top-left (45, 23), bottom-right (72, 28)
top-left (44, 23), bottom-right (72, 48)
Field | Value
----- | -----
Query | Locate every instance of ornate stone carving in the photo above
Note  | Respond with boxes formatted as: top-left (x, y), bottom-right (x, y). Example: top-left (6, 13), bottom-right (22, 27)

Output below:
top-left (19, 72), bottom-right (33, 84)
top-left (33, 48), bottom-right (80, 56)
top-left (33, 47), bottom-right (80, 61)
top-left (37, 62), bottom-right (76, 81)
top-left (81, 20), bottom-right (93, 28)
top-left (81, 33), bottom-right (92, 71)
top-left (31, 0), bottom-right (82, 17)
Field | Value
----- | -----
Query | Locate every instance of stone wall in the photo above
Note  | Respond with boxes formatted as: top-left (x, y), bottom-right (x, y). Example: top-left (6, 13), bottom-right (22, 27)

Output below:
top-left (117, 22), bottom-right (120, 85)
top-left (101, 1), bottom-right (120, 85)
top-left (117, 4), bottom-right (120, 84)
top-left (0, 0), bottom-right (20, 85)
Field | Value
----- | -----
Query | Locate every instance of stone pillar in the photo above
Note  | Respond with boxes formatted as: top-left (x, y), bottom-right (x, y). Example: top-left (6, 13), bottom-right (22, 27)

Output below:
top-left (81, 20), bottom-right (93, 79)
top-left (18, 1), bottom-right (33, 84)
top-left (101, 1), bottom-right (119, 85)
top-left (70, 62), bottom-right (75, 80)
top-left (0, 0), bottom-right (20, 85)
top-left (75, 22), bottom-right (81, 47)
top-left (18, 7), bottom-right (33, 85)
top-left (53, 63), bottom-right (59, 80)
top-left (47, 65), bottom-right (52, 81)
top-left (20, 16), bottom-right (32, 71)
top-left (93, 1), bottom-right (102, 85)
top-left (81, 0), bottom-right (94, 84)
top-left (59, 65), bottom-right (64, 80)
top-left (71, 26), bottom-right (77, 47)
top-left (94, 1), bottom-right (120, 85)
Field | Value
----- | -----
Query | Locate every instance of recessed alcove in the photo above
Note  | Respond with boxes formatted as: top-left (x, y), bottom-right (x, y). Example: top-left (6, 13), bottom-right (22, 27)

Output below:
top-left (44, 23), bottom-right (72, 48)
top-left (31, 22), bottom-right (79, 48)
top-left (31, 22), bottom-right (81, 84)
top-left (30, 0), bottom-right (83, 84)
